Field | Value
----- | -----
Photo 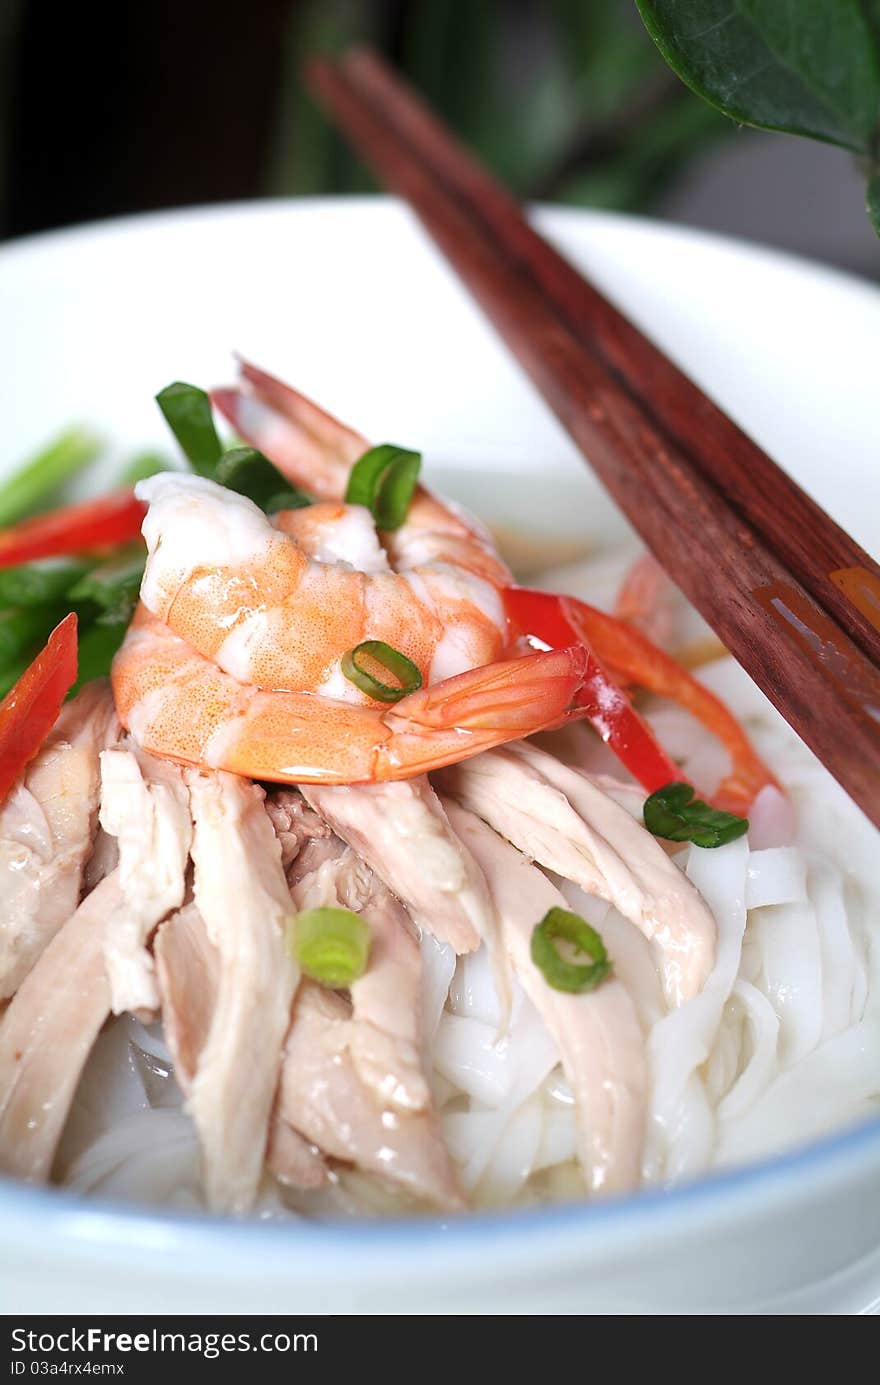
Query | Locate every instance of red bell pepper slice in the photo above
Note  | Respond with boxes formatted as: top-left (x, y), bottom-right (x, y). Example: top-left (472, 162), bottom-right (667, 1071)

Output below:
top-left (504, 587), bottom-right (681, 794)
top-left (0, 613), bottom-right (78, 803)
top-left (506, 586), bottom-right (778, 813)
top-left (0, 490), bottom-right (146, 569)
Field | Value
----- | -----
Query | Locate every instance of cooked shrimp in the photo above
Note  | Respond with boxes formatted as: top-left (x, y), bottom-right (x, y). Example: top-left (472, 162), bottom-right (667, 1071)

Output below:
top-left (112, 607), bottom-right (585, 785)
top-left (134, 467), bottom-right (508, 698)
top-left (212, 359), bottom-right (510, 586)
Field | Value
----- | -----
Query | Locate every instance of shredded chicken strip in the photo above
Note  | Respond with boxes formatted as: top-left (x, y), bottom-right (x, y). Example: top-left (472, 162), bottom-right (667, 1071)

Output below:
top-left (444, 801), bottom-right (647, 1193)
top-left (265, 789), bottom-right (332, 874)
top-left (273, 982), bottom-right (464, 1210)
top-left (290, 838), bottom-right (429, 1112)
top-left (0, 873), bottom-right (121, 1180)
top-left (300, 779), bottom-right (488, 954)
top-left (155, 902), bottom-right (328, 1191)
top-left (184, 770), bottom-right (298, 1212)
top-left (438, 743), bottom-right (715, 1005)
top-left (0, 683), bottom-right (120, 998)
top-left (100, 746), bottom-right (191, 1016)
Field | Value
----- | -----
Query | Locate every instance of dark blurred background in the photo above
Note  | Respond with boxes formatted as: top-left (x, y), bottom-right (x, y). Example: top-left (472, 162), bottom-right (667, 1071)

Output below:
top-left (1, 0), bottom-right (876, 277)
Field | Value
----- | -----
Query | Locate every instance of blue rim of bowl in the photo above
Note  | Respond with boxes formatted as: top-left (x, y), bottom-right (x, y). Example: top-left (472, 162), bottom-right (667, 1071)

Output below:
top-left (2, 1109), bottom-right (880, 1260)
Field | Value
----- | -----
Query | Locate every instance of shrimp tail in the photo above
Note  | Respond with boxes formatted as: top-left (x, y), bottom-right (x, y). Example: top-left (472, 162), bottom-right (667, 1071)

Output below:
top-left (211, 360), bottom-right (366, 500)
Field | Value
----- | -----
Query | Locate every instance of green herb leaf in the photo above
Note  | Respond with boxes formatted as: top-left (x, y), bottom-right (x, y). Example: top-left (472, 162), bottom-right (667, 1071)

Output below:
top-left (70, 620), bottom-right (127, 695)
top-left (643, 780), bottom-right (748, 849)
top-left (341, 640), bottom-right (423, 703)
top-left (344, 444), bottom-right (421, 530)
top-left (531, 907), bottom-right (613, 994)
top-left (120, 452), bottom-right (173, 487)
top-left (868, 174), bottom-right (880, 236)
top-left (0, 427), bottom-right (102, 529)
top-left (155, 383), bottom-right (223, 476)
top-left (0, 605), bottom-right (68, 666)
top-left (636, 1), bottom-right (880, 152)
top-left (67, 551), bottom-right (145, 626)
top-left (0, 557), bottom-right (95, 609)
top-left (289, 907), bottom-right (371, 988)
top-left (214, 446), bottom-right (312, 513)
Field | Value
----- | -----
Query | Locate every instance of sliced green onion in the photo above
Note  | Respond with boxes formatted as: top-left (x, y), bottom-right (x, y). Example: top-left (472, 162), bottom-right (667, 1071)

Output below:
top-left (120, 451), bottom-right (172, 486)
top-left (643, 781), bottom-right (748, 849)
top-left (344, 443), bottom-right (421, 530)
top-left (289, 907), bottom-right (371, 988)
top-left (68, 550), bottom-right (145, 626)
top-left (0, 605), bottom-right (67, 665)
top-left (531, 907), bottom-right (613, 994)
top-left (341, 639), bottom-right (422, 703)
top-left (69, 621), bottom-right (127, 695)
top-left (0, 557), bottom-right (94, 609)
top-left (214, 446), bottom-right (312, 513)
top-left (0, 426), bottom-right (102, 528)
top-left (155, 382), bottom-right (222, 476)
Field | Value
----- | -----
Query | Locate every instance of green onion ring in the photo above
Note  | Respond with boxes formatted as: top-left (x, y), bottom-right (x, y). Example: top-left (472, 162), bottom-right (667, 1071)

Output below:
top-left (341, 639), bottom-right (423, 703)
top-left (344, 443), bottom-right (421, 530)
top-left (530, 907), bottom-right (613, 994)
top-left (289, 907), bottom-right (371, 988)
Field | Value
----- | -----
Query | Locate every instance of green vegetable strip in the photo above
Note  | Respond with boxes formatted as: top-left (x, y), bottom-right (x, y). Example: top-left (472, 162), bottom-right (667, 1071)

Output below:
top-left (344, 443), bottom-right (421, 530)
top-left (0, 426), bottom-right (102, 528)
top-left (120, 451), bottom-right (172, 486)
top-left (0, 557), bottom-right (94, 609)
top-left (341, 640), bottom-right (422, 703)
top-left (214, 446), bottom-right (312, 513)
top-left (290, 907), bottom-right (371, 988)
top-left (643, 781), bottom-right (748, 849)
top-left (155, 382), bottom-right (223, 476)
top-left (67, 550), bottom-right (145, 621)
top-left (0, 605), bottom-right (68, 665)
top-left (530, 907), bottom-right (613, 994)
top-left (70, 621), bottom-right (127, 696)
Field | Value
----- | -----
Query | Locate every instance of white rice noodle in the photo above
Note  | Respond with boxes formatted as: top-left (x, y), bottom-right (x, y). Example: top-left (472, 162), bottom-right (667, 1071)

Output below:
top-left (646, 835), bottom-right (749, 1180)
top-left (811, 866), bottom-right (869, 1040)
top-left (716, 981), bottom-right (780, 1122)
top-left (752, 901), bottom-right (823, 1068)
top-left (418, 931), bottom-right (456, 1045)
top-left (717, 1018), bottom-right (880, 1164)
top-left (745, 848), bottom-right (808, 910)
top-left (67, 1109), bottom-right (202, 1206)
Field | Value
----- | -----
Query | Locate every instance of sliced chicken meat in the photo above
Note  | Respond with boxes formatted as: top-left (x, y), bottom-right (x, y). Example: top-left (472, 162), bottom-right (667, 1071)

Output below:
top-left (155, 902), bottom-right (328, 1191)
top-left (154, 903), bottom-right (220, 1090)
top-left (0, 682), bottom-right (120, 998)
top-left (0, 873), bottom-right (121, 1180)
top-left (265, 789), bottom-right (332, 874)
top-left (290, 838), bottom-right (429, 1113)
top-left (184, 770), bottom-right (298, 1212)
top-left (300, 779), bottom-right (489, 955)
top-left (444, 800), bottom-right (647, 1194)
top-left (99, 746), bottom-right (191, 1017)
top-left (273, 982), bottom-right (464, 1210)
top-left (439, 743), bottom-right (716, 1006)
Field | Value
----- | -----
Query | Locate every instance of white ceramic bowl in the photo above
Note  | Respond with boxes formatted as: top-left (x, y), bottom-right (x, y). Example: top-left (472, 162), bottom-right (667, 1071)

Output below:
top-left (1, 199), bottom-right (879, 1315)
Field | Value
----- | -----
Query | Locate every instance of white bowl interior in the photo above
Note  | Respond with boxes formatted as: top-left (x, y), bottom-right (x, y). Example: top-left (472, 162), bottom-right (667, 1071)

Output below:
top-left (1, 197), bottom-right (879, 1313)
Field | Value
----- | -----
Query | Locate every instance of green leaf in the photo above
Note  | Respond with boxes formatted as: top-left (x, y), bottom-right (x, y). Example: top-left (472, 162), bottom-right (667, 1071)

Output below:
top-left (214, 447), bottom-right (312, 514)
top-left (868, 174), bottom-right (880, 236)
top-left (636, 0), bottom-right (880, 152)
top-left (344, 444), bottom-right (421, 531)
top-left (155, 383), bottom-right (222, 477)
top-left (643, 781), bottom-right (749, 849)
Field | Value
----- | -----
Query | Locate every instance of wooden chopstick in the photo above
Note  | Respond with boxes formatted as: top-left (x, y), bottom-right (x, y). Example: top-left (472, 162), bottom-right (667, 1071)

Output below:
top-left (308, 53), bottom-right (880, 828)
top-left (339, 46), bottom-right (880, 674)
